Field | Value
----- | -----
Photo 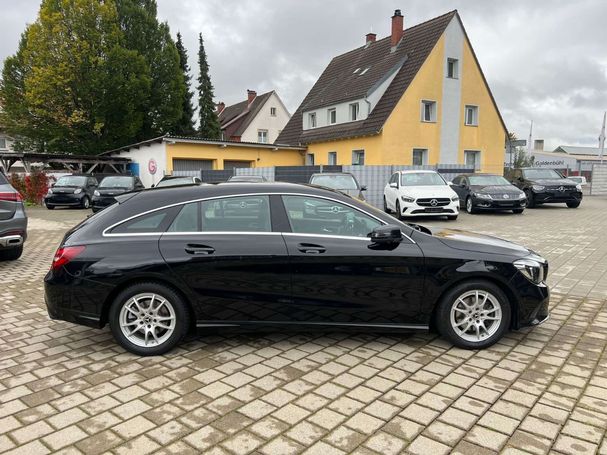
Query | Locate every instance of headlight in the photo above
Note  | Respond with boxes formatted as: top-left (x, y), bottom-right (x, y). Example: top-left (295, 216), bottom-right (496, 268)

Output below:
top-left (74, 188), bottom-right (82, 194)
top-left (94, 190), bottom-right (100, 197)
top-left (401, 195), bottom-right (415, 203)
top-left (576, 184), bottom-right (582, 191)
top-left (474, 192), bottom-right (492, 200)
top-left (47, 188), bottom-right (53, 195)
top-left (532, 185), bottom-right (545, 191)
top-left (514, 258), bottom-right (546, 284)
top-left (451, 196), bottom-right (459, 202)
top-left (518, 193), bottom-right (526, 199)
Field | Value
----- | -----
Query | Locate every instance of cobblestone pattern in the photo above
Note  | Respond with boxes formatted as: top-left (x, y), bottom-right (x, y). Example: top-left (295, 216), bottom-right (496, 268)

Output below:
top-left (1, 201), bottom-right (607, 454)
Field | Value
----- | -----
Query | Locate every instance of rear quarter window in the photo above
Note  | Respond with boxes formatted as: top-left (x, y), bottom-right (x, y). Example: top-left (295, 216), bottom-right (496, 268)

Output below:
top-left (110, 206), bottom-right (179, 234)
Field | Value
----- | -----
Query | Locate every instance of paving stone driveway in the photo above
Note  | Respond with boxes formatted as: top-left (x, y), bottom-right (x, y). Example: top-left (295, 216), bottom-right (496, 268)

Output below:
top-left (1, 198), bottom-right (607, 455)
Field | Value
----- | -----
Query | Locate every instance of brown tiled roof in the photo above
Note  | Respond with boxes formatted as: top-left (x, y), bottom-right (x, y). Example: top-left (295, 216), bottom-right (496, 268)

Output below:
top-left (218, 91), bottom-right (274, 138)
top-left (276, 11), bottom-right (459, 145)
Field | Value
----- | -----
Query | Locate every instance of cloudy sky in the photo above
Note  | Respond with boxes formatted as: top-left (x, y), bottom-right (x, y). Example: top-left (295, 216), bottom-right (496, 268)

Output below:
top-left (2, 0), bottom-right (606, 149)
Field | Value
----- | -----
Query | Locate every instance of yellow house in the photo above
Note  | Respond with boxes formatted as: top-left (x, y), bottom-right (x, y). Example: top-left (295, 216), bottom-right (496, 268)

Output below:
top-left (276, 10), bottom-right (508, 174)
top-left (106, 135), bottom-right (305, 188)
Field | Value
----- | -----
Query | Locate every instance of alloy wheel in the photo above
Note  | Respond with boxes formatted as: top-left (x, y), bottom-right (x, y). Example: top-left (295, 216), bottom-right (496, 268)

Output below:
top-left (466, 197), bottom-right (473, 213)
top-left (449, 290), bottom-right (502, 342)
top-left (83, 197), bottom-right (90, 209)
top-left (119, 293), bottom-right (176, 347)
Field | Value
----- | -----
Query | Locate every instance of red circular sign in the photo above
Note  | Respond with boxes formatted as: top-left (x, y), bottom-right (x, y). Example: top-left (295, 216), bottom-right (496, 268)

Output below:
top-left (148, 159), bottom-right (157, 175)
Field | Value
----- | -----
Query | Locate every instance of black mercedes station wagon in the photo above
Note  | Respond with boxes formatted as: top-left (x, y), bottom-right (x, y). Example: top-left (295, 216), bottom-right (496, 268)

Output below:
top-left (45, 183), bottom-right (550, 355)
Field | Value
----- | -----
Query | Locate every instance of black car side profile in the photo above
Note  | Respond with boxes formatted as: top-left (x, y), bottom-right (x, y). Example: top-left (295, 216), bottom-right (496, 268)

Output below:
top-left (45, 183), bottom-right (549, 355)
top-left (508, 168), bottom-right (583, 208)
top-left (451, 174), bottom-right (527, 214)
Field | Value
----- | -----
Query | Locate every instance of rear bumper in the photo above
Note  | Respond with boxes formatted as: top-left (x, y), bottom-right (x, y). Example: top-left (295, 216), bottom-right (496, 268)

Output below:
top-left (0, 208), bottom-right (27, 248)
top-left (0, 234), bottom-right (23, 248)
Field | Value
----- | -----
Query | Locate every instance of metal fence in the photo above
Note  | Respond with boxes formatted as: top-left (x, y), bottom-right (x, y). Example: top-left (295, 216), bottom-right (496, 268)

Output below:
top-left (197, 164), bottom-right (474, 208)
top-left (590, 164), bottom-right (607, 195)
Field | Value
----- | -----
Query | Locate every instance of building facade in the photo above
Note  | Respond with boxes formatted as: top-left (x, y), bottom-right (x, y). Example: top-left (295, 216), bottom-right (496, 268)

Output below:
top-left (218, 90), bottom-right (291, 144)
top-left (277, 10), bottom-right (508, 174)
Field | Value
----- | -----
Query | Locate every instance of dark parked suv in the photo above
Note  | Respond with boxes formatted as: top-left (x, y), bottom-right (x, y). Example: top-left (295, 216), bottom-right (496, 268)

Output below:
top-left (0, 171), bottom-right (27, 260)
top-left (45, 174), bottom-right (98, 209)
top-left (508, 168), bottom-right (583, 208)
top-left (92, 175), bottom-right (144, 212)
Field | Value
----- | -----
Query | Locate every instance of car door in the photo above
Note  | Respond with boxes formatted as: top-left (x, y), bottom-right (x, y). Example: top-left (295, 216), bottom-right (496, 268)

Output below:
top-left (279, 194), bottom-right (427, 326)
top-left (158, 194), bottom-right (292, 324)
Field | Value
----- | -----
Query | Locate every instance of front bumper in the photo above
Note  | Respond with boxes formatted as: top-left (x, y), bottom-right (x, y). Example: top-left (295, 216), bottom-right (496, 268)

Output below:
top-left (92, 196), bottom-right (117, 211)
top-left (44, 193), bottom-right (86, 206)
top-left (509, 273), bottom-right (550, 329)
top-left (401, 200), bottom-right (459, 217)
top-left (533, 190), bottom-right (583, 204)
top-left (472, 196), bottom-right (527, 210)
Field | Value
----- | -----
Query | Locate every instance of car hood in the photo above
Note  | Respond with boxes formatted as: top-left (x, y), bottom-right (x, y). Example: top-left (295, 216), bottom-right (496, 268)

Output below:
top-left (527, 178), bottom-right (578, 186)
top-left (430, 227), bottom-right (530, 257)
top-left (469, 185), bottom-right (523, 195)
top-left (399, 185), bottom-right (456, 198)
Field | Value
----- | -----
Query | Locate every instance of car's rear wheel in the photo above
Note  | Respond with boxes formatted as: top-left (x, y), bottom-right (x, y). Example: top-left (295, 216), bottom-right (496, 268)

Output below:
top-left (109, 282), bottom-right (190, 356)
top-left (465, 197), bottom-right (477, 214)
top-left (0, 245), bottom-right (23, 261)
top-left (436, 280), bottom-right (511, 349)
top-left (566, 201), bottom-right (580, 208)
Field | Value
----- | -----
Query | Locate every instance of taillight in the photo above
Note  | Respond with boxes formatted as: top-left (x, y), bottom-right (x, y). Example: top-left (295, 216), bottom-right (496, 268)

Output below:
top-left (51, 246), bottom-right (86, 271)
top-left (0, 192), bottom-right (23, 202)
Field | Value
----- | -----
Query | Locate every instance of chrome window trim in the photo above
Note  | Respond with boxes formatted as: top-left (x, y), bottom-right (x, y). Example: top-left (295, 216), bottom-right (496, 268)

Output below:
top-left (101, 192), bottom-right (416, 244)
top-left (283, 232), bottom-right (371, 242)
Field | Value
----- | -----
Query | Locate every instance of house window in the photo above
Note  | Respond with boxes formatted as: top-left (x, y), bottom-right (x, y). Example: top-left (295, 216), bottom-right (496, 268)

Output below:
top-left (328, 152), bottom-right (337, 165)
top-left (349, 103), bottom-right (359, 121)
top-left (412, 149), bottom-right (428, 166)
top-left (306, 153), bottom-right (315, 165)
top-left (465, 105), bottom-right (479, 126)
top-left (421, 100), bottom-right (437, 122)
top-left (352, 150), bottom-right (365, 165)
top-left (447, 58), bottom-right (459, 78)
top-left (328, 108), bottom-right (337, 125)
top-left (270, 107), bottom-right (277, 116)
top-left (464, 150), bottom-right (481, 170)
top-left (308, 113), bottom-right (317, 128)
top-left (257, 129), bottom-right (268, 143)
top-left (0, 138), bottom-right (6, 150)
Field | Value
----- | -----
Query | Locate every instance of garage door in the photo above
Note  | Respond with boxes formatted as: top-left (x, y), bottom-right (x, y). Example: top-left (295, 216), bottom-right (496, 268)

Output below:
top-left (172, 159), bottom-right (213, 177)
top-left (223, 160), bottom-right (252, 170)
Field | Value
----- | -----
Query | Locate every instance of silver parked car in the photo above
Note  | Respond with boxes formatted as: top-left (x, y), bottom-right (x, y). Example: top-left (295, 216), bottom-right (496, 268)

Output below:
top-left (0, 171), bottom-right (27, 261)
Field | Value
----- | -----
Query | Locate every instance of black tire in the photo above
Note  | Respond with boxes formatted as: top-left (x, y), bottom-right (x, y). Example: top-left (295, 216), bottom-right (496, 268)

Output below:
top-left (435, 280), bottom-right (511, 350)
top-left (512, 208), bottom-right (524, 214)
top-left (0, 245), bottom-right (23, 261)
top-left (566, 201), bottom-right (580, 208)
top-left (525, 190), bottom-right (536, 208)
top-left (109, 282), bottom-right (191, 356)
top-left (81, 196), bottom-right (91, 209)
top-left (383, 196), bottom-right (390, 213)
top-left (447, 215), bottom-right (458, 221)
top-left (465, 197), bottom-right (477, 214)
top-left (46, 203), bottom-right (55, 210)
top-left (395, 200), bottom-right (402, 220)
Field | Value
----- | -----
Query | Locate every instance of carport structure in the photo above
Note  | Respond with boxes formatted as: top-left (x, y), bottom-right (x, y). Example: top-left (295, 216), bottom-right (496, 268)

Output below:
top-left (0, 151), bottom-right (131, 174)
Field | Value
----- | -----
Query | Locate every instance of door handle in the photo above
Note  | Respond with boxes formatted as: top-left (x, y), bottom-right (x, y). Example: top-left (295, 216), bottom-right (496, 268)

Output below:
top-left (297, 243), bottom-right (326, 254)
top-left (185, 244), bottom-right (215, 255)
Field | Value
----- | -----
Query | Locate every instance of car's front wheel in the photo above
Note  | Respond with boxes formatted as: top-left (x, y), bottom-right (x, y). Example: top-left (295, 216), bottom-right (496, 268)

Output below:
top-left (81, 196), bottom-right (90, 209)
top-left (436, 280), bottom-right (511, 349)
top-left (566, 201), bottom-right (580, 208)
top-left (395, 200), bottom-right (402, 220)
top-left (525, 190), bottom-right (536, 208)
top-left (109, 282), bottom-right (190, 356)
top-left (465, 197), bottom-right (477, 214)
top-left (383, 196), bottom-right (391, 213)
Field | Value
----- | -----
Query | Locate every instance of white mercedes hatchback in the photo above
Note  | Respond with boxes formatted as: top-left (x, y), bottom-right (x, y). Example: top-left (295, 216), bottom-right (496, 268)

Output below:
top-left (383, 170), bottom-right (459, 220)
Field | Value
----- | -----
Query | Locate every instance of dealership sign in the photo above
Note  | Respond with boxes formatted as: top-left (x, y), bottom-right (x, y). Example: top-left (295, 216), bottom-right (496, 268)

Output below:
top-left (534, 159), bottom-right (566, 168)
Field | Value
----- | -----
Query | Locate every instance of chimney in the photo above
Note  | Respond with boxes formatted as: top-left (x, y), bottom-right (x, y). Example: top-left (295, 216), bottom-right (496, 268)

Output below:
top-left (365, 33), bottom-right (376, 44)
top-left (216, 102), bottom-right (225, 114)
top-left (391, 9), bottom-right (404, 48)
top-left (247, 90), bottom-right (257, 105)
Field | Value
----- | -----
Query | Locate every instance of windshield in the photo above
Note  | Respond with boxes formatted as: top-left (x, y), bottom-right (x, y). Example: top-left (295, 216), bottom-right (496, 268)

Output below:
top-left (55, 176), bottom-right (87, 187)
top-left (401, 172), bottom-right (446, 186)
top-left (311, 174), bottom-right (358, 190)
top-left (523, 169), bottom-right (563, 179)
top-left (156, 177), bottom-right (194, 187)
top-left (100, 176), bottom-right (133, 188)
top-left (468, 175), bottom-right (510, 186)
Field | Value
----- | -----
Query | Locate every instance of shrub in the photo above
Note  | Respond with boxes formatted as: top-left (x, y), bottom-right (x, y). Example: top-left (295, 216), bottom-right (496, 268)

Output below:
top-left (9, 169), bottom-right (50, 205)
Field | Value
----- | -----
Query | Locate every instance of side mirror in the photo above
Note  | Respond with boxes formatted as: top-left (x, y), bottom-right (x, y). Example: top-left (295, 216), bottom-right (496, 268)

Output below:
top-left (447, 181), bottom-right (454, 186)
top-left (369, 225), bottom-right (403, 245)
top-left (361, 185), bottom-right (367, 191)
top-left (389, 182), bottom-right (398, 189)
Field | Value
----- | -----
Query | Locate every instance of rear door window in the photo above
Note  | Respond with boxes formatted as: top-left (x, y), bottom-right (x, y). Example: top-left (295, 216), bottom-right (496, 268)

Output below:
top-left (201, 196), bottom-right (271, 232)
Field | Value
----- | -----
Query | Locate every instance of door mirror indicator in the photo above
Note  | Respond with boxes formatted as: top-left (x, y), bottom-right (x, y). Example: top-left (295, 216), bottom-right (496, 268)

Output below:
top-left (369, 225), bottom-right (403, 244)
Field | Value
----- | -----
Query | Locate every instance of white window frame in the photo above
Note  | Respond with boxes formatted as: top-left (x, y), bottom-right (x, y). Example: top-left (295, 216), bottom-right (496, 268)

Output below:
top-left (465, 105), bottom-right (479, 126)
top-left (412, 148), bottom-right (428, 166)
top-left (308, 113), bottom-right (317, 128)
top-left (464, 150), bottom-right (481, 170)
top-left (349, 103), bottom-right (359, 121)
top-left (328, 108), bottom-right (337, 125)
top-left (420, 100), bottom-right (437, 123)
top-left (270, 107), bottom-right (277, 116)
top-left (447, 58), bottom-right (459, 79)
top-left (352, 149), bottom-right (365, 166)
top-left (257, 129), bottom-right (268, 144)
top-left (328, 151), bottom-right (337, 166)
